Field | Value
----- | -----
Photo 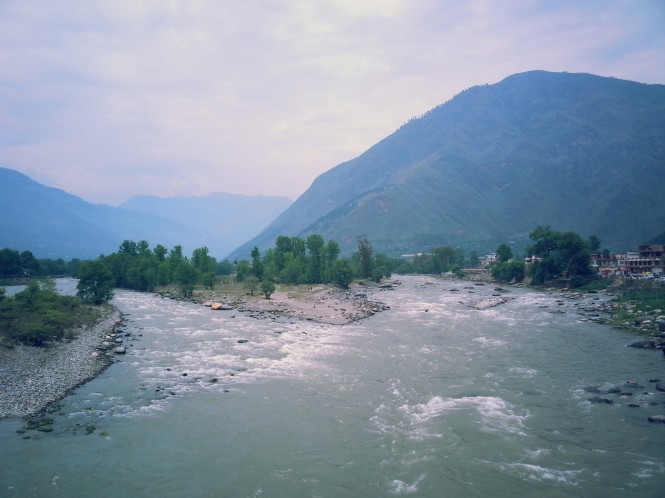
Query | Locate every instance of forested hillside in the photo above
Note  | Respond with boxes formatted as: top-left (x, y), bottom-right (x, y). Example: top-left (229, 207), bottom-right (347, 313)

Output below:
top-left (230, 71), bottom-right (665, 258)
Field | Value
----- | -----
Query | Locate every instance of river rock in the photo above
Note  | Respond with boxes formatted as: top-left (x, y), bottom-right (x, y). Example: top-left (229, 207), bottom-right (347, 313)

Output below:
top-left (114, 347), bottom-right (126, 354)
top-left (627, 340), bottom-right (656, 349)
top-left (585, 382), bottom-right (621, 394)
top-left (656, 384), bottom-right (665, 392)
top-left (647, 415), bottom-right (665, 424)
top-left (210, 303), bottom-right (232, 311)
top-left (588, 396), bottom-right (614, 404)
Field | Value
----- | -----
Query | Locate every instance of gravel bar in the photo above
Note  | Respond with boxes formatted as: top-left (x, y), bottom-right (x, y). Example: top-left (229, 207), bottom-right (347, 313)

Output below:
top-left (0, 308), bottom-right (123, 420)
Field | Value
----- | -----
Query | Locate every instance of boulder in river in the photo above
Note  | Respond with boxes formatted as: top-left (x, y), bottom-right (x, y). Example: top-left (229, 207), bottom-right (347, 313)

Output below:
top-left (114, 346), bottom-right (126, 354)
top-left (647, 415), bottom-right (665, 424)
top-left (585, 382), bottom-right (621, 394)
top-left (627, 340), bottom-right (656, 349)
top-left (210, 302), bottom-right (233, 310)
top-left (588, 396), bottom-right (614, 404)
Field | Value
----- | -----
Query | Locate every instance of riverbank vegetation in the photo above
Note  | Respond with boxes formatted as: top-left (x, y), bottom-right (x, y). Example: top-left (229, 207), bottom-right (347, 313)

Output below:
top-left (0, 280), bottom-right (102, 347)
top-left (607, 279), bottom-right (665, 329)
top-left (490, 226), bottom-right (595, 287)
top-left (1, 222), bottom-right (661, 348)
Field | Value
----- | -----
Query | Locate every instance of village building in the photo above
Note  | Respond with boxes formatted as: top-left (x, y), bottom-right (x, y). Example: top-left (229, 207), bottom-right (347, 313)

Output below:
top-left (592, 245), bottom-right (665, 278)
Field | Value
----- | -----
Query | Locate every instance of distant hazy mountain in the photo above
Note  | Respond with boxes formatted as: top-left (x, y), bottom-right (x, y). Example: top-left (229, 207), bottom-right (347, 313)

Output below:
top-left (229, 71), bottom-right (665, 259)
top-left (120, 193), bottom-right (292, 257)
top-left (0, 167), bottom-right (290, 260)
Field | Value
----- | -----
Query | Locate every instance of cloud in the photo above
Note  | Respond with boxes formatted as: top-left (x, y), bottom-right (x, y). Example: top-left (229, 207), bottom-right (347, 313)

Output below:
top-left (0, 0), bottom-right (664, 204)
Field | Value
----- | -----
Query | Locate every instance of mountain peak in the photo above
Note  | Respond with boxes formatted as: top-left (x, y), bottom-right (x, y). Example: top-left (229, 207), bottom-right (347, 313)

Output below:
top-left (229, 71), bottom-right (665, 258)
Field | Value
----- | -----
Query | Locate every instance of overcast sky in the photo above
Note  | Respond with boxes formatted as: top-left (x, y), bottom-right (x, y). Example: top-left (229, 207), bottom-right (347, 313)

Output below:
top-left (1, 0), bottom-right (664, 205)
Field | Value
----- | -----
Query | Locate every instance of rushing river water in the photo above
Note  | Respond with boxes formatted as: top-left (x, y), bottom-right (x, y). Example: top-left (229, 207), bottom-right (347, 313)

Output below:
top-left (1, 276), bottom-right (664, 497)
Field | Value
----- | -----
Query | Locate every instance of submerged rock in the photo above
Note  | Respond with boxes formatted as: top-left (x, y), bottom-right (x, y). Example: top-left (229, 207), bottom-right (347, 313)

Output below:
top-left (588, 396), bottom-right (614, 404)
top-left (585, 382), bottom-right (620, 395)
top-left (627, 340), bottom-right (656, 349)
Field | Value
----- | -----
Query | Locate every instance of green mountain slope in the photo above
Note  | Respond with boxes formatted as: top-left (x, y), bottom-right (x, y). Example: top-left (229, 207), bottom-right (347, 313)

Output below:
top-left (229, 71), bottom-right (665, 258)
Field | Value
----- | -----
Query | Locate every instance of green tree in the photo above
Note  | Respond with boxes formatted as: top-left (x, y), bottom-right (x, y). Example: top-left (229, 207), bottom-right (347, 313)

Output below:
top-left (137, 240), bottom-right (151, 256)
top-left (235, 260), bottom-right (251, 282)
top-left (371, 267), bottom-right (385, 283)
top-left (250, 246), bottom-right (264, 279)
top-left (216, 259), bottom-right (234, 276)
top-left (153, 244), bottom-right (168, 261)
top-left (491, 260), bottom-right (525, 283)
top-left (192, 247), bottom-right (214, 274)
top-left (260, 279), bottom-right (276, 299)
top-left (76, 260), bottom-right (115, 304)
top-left (174, 262), bottom-right (198, 298)
top-left (357, 236), bottom-right (374, 279)
top-left (331, 259), bottom-right (354, 288)
top-left (291, 237), bottom-right (306, 259)
top-left (528, 227), bottom-right (593, 286)
top-left (119, 240), bottom-right (138, 256)
top-left (274, 235), bottom-right (293, 272)
top-left (20, 250), bottom-right (40, 276)
top-left (431, 246), bottom-right (457, 273)
top-left (374, 254), bottom-right (394, 279)
top-left (306, 234), bottom-right (325, 283)
top-left (468, 250), bottom-right (480, 268)
top-left (244, 276), bottom-right (259, 296)
top-left (281, 253), bottom-right (304, 284)
top-left (496, 244), bottom-right (513, 262)
top-left (0, 248), bottom-right (22, 278)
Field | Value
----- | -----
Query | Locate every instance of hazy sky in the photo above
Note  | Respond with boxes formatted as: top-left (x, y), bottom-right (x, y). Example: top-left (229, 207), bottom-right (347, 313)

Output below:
top-left (1, 0), bottom-right (664, 205)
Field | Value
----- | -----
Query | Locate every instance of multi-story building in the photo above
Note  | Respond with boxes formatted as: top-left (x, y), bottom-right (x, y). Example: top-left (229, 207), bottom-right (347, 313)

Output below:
top-left (594, 245), bottom-right (665, 277)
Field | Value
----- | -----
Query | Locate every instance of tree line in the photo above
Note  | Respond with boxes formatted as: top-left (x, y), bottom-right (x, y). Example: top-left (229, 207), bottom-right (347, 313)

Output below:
top-left (0, 224), bottom-right (601, 347)
top-left (76, 240), bottom-right (227, 302)
top-left (490, 225), bottom-right (596, 287)
top-left (232, 235), bottom-right (391, 296)
top-left (0, 248), bottom-right (80, 280)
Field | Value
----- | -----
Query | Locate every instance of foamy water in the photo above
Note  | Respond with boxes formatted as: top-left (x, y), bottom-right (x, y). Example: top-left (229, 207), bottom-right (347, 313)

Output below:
top-left (1, 276), bottom-right (664, 497)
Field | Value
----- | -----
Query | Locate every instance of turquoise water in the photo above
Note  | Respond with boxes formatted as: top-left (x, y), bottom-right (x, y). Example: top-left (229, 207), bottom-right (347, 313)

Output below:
top-left (2, 276), bottom-right (664, 497)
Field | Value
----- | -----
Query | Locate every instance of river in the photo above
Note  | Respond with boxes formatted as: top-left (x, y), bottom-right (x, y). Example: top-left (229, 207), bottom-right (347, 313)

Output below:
top-left (1, 276), bottom-right (664, 497)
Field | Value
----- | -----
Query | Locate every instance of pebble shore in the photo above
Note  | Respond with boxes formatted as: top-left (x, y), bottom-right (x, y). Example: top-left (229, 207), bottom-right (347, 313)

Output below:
top-left (0, 309), bottom-right (123, 420)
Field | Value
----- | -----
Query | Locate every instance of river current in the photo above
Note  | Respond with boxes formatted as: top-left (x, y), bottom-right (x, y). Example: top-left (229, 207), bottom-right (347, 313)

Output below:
top-left (1, 276), bottom-right (664, 497)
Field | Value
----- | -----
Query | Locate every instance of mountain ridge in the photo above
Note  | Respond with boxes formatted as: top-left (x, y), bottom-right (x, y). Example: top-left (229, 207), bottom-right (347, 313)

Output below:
top-left (228, 70), bottom-right (665, 259)
top-left (0, 167), bottom-right (290, 260)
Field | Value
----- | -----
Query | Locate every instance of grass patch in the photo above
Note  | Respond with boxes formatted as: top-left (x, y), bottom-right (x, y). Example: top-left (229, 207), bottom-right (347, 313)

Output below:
top-left (607, 280), bottom-right (665, 329)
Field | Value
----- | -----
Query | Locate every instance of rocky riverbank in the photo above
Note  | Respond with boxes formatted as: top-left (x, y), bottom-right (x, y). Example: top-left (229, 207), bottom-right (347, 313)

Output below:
top-left (0, 308), bottom-right (125, 420)
top-left (158, 281), bottom-right (392, 325)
